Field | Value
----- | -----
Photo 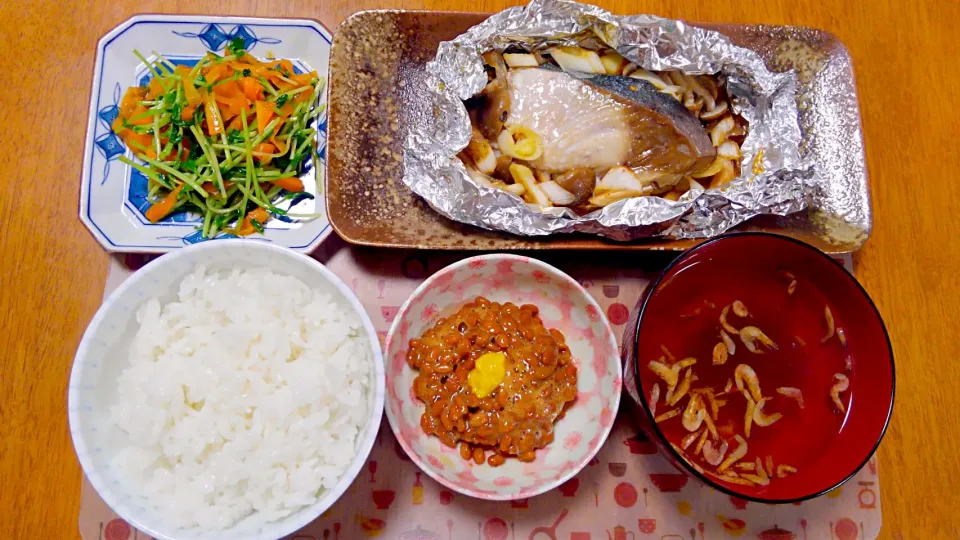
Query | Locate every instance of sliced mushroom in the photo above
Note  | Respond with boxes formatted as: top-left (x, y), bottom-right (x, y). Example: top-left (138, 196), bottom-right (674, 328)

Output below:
top-left (684, 94), bottom-right (705, 117)
top-left (683, 73), bottom-right (716, 111)
top-left (552, 167), bottom-right (596, 207)
top-left (666, 71), bottom-right (687, 87)
top-left (710, 115), bottom-right (736, 147)
top-left (480, 51), bottom-right (508, 94)
top-left (493, 152), bottom-right (513, 182)
top-left (701, 100), bottom-right (730, 122)
top-left (475, 87), bottom-right (511, 141)
top-left (696, 75), bottom-right (719, 101)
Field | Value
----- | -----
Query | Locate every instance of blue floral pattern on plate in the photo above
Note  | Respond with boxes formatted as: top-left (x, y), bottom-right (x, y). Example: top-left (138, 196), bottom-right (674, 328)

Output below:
top-left (93, 84), bottom-right (124, 185)
top-left (80, 16), bottom-right (332, 253)
top-left (172, 23), bottom-right (281, 52)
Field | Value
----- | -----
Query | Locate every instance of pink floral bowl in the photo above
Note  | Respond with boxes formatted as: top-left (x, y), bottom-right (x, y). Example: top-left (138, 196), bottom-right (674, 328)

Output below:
top-left (383, 254), bottom-right (622, 500)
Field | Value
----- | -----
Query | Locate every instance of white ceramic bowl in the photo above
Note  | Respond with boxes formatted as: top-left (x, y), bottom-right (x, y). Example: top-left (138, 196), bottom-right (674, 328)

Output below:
top-left (68, 241), bottom-right (385, 540)
top-left (384, 254), bottom-right (622, 500)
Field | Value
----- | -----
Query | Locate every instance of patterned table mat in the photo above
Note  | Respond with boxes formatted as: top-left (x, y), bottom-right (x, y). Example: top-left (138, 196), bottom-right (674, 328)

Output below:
top-left (80, 238), bottom-right (881, 540)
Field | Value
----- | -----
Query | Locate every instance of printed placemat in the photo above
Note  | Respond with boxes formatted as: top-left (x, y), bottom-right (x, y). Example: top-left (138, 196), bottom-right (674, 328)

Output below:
top-left (80, 238), bottom-right (881, 540)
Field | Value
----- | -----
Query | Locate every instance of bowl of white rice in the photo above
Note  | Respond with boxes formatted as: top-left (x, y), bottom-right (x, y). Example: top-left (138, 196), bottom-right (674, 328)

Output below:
top-left (68, 241), bottom-right (385, 540)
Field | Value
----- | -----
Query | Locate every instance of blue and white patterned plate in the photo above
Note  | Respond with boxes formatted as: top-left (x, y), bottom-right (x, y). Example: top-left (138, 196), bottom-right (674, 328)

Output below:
top-left (80, 15), bottom-right (332, 253)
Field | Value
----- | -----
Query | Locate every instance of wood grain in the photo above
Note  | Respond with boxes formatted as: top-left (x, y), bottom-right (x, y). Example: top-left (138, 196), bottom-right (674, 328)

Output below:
top-left (0, 0), bottom-right (957, 538)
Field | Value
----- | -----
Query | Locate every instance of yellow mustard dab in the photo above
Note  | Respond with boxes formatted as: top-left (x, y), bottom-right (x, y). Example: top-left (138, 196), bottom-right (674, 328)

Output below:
top-left (467, 352), bottom-right (507, 398)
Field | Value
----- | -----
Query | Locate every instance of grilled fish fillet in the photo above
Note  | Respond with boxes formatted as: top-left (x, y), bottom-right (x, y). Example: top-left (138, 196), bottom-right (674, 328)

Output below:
top-left (506, 68), bottom-right (715, 174)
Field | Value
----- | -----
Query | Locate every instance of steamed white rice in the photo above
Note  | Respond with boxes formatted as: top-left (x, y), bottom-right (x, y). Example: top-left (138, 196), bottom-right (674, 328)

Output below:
top-left (110, 266), bottom-right (371, 530)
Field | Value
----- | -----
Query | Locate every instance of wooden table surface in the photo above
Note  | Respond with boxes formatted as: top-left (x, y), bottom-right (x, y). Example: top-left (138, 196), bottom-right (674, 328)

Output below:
top-left (1, 0), bottom-right (957, 538)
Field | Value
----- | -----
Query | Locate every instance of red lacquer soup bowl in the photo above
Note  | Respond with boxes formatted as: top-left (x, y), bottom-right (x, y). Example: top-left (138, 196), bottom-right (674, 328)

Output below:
top-left (622, 233), bottom-right (894, 503)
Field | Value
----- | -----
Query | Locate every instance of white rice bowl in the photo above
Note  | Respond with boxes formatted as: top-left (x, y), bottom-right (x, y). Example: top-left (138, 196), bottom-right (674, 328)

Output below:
top-left (69, 242), bottom-right (384, 540)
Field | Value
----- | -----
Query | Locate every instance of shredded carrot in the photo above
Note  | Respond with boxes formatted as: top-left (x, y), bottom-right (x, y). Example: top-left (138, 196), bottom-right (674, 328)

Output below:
top-left (288, 72), bottom-right (318, 88)
top-left (270, 134), bottom-right (287, 154)
top-left (213, 80), bottom-right (243, 98)
top-left (204, 62), bottom-right (232, 83)
top-left (126, 106), bottom-right (154, 126)
top-left (227, 115), bottom-right (244, 131)
top-left (118, 87), bottom-right (146, 118)
top-left (237, 207), bottom-right (270, 236)
top-left (253, 142), bottom-right (276, 165)
top-left (255, 101), bottom-right (274, 135)
top-left (118, 131), bottom-right (153, 154)
top-left (201, 180), bottom-right (234, 194)
top-left (268, 177), bottom-right (304, 192)
top-left (240, 77), bottom-right (264, 101)
top-left (182, 77), bottom-right (201, 107)
top-left (199, 87), bottom-right (224, 135)
top-left (145, 184), bottom-right (184, 222)
top-left (272, 102), bottom-right (295, 134)
top-left (147, 78), bottom-right (165, 99)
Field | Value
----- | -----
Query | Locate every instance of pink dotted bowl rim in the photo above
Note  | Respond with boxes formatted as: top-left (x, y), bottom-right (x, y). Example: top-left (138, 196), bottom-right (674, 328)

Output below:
top-left (383, 253), bottom-right (622, 501)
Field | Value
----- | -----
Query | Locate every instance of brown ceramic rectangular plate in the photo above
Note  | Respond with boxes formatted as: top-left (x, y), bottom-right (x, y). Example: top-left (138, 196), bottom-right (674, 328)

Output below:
top-left (326, 10), bottom-right (870, 252)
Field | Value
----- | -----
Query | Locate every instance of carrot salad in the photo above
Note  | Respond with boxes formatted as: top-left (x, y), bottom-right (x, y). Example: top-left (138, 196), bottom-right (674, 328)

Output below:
top-left (113, 38), bottom-right (325, 237)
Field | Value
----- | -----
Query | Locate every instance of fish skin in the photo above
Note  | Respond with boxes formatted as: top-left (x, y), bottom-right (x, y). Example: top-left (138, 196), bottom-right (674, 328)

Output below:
top-left (506, 67), bottom-right (715, 175)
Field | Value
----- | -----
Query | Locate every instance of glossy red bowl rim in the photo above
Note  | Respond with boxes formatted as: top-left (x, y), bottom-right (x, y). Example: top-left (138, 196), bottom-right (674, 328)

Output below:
top-left (630, 232), bottom-right (895, 504)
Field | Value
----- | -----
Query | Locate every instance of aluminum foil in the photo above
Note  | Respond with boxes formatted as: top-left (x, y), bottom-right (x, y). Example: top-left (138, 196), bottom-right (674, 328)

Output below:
top-left (402, 0), bottom-right (817, 241)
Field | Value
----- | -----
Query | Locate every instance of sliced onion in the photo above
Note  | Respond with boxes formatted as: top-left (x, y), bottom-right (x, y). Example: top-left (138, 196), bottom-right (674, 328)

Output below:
top-left (718, 140), bottom-right (741, 160)
top-left (465, 166), bottom-right (496, 188)
top-left (509, 163), bottom-right (551, 206)
top-left (628, 69), bottom-right (669, 90)
top-left (709, 159), bottom-right (736, 189)
top-left (596, 166), bottom-right (645, 193)
top-left (502, 183), bottom-right (525, 196)
top-left (466, 165), bottom-right (524, 198)
top-left (466, 128), bottom-right (497, 174)
top-left (498, 125), bottom-right (543, 161)
top-left (549, 46), bottom-right (606, 74)
top-left (600, 51), bottom-right (628, 75)
top-left (539, 181), bottom-right (577, 206)
top-left (666, 71), bottom-right (687, 87)
top-left (503, 53), bottom-right (539, 68)
top-left (589, 188), bottom-right (650, 207)
top-left (690, 156), bottom-right (726, 179)
top-left (710, 115), bottom-right (736, 147)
